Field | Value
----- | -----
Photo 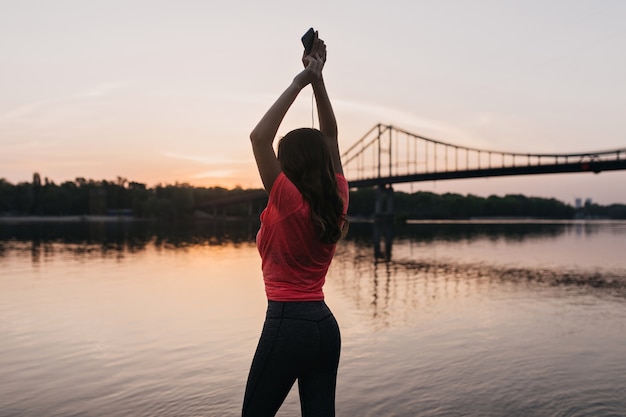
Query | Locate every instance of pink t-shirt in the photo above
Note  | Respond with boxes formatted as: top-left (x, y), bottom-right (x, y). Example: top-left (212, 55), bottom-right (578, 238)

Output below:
top-left (256, 172), bottom-right (349, 301)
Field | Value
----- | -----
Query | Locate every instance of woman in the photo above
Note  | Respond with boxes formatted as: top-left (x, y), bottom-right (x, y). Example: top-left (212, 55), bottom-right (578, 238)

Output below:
top-left (242, 32), bottom-right (348, 417)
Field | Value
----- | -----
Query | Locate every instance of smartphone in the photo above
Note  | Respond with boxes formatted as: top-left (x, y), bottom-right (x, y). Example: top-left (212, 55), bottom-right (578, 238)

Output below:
top-left (301, 28), bottom-right (315, 55)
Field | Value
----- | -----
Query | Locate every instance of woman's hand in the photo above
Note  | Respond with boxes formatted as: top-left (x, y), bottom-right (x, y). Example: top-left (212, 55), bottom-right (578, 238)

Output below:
top-left (293, 56), bottom-right (323, 88)
top-left (293, 34), bottom-right (327, 88)
top-left (303, 33), bottom-right (327, 66)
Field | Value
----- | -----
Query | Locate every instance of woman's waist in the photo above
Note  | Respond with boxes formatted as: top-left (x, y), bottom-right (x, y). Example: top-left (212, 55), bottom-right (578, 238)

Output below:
top-left (265, 299), bottom-right (333, 321)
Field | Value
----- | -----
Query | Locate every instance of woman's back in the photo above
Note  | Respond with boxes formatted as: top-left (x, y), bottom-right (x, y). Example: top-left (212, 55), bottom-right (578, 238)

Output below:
top-left (257, 172), bottom-right (348, 301)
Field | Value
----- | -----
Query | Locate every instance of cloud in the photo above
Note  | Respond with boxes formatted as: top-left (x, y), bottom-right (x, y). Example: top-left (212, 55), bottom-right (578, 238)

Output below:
top-left (475, 112), bottom-right (494, 127)
top-left (161, 151), bottom-right (252, 181)
top-left (0, 100), bottom-right (51, 123)
top-left (217, 92), bottom-right (480, 145)
top-left (0, 81), bottom-right (127, 124)
top-left (73, 82), bottom-right (127, 99)
top-left (334, 98), bottom-right (470, 140)
top-left (217, 92), bottom-right (277, 106)
top-left (161, 151), bottom-right (245, 165)
top-left (190, 169), bottom-right (237, 179)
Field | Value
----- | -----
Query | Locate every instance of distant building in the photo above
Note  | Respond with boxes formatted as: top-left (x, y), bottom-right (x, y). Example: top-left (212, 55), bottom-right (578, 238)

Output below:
top-left (575, 198), bottom-right (582, 209)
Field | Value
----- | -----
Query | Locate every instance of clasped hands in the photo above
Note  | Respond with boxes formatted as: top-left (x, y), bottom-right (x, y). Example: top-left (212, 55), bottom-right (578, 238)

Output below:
top-left (293, 32), bottom-right (327, 89)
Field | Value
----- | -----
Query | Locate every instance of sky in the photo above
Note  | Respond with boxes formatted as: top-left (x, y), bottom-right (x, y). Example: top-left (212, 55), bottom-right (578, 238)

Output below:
top-left (1, 0), bottom-right (625, 204)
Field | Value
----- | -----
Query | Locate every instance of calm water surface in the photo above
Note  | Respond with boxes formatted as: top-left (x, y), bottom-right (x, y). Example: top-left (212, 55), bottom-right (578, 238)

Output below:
top-left (1, 220), bottom-right (625, 416)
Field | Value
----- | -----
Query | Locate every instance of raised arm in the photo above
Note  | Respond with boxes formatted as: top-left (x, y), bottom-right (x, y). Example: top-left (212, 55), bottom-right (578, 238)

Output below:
top-left (312, 77), bottom-right (342, 175)
top-left (308, 37), bottom-right (342, 175)
top-left (250, 54), bottom-right (324, 193)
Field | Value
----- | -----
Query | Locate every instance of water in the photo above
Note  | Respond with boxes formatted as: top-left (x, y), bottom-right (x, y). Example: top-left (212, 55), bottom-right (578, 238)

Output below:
top-left (1, 220), bottom-right (625, 416)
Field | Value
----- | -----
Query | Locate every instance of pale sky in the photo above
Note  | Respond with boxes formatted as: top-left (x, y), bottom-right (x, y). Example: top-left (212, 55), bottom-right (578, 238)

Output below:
top-left (1, 0), bottom-right (625, 204)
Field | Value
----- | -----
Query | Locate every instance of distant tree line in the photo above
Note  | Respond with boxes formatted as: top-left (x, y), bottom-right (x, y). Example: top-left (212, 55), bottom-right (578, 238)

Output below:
top-left (1, 173), bottom-right (625, 220)
top-left (348, 188), bottom-right (626, 220)
top-left (0, 173), bottom-right (253, 219)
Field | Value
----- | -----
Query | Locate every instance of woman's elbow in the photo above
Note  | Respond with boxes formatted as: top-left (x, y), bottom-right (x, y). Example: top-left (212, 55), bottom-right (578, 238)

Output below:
top-left (249, 130), bottom-right (262, 145)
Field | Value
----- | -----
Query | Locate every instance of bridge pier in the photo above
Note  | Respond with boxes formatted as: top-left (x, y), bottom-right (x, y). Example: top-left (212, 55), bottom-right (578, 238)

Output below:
top-left (374, 184), bottom-right (394, 261)
top-left (375, 184), bottom-right (395, 219)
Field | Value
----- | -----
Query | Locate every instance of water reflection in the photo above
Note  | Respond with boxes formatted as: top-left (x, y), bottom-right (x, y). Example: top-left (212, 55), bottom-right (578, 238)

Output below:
top-left (2, 219), bottom-right (620, 252)
top-left (361, 219), bottom-right (602, 249)
top-left (2, 219), bottom-right (626, 416)
top-left (0, 220), bottom-right (261, 262)
top-left (333, 243), bottom-right (626, 328)
top-left (2, 219), bottom-right (625, 300)
top-left (329, 221), bottom-right (626, 328)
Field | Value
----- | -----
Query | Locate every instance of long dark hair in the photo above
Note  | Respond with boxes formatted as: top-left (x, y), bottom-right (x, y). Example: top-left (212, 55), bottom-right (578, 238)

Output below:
top-left (278, 128), bottom-right (347, 244)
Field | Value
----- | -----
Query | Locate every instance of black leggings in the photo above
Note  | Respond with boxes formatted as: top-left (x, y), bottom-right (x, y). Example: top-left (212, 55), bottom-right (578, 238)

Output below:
top-left (242, 300), bottom-right (341, 417)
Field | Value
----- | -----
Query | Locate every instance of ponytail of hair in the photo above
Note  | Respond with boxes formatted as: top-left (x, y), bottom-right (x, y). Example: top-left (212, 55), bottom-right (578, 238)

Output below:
top-left (278, 128), bottom-right (347, 244)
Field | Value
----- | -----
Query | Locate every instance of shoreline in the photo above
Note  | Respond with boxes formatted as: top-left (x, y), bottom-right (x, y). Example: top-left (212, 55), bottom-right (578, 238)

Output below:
top-left (0, 215), bottom-right (137, 223)
top-left (0, 214), bottom-right (260, 223)
top-left (1, 215), bottom-right (621, 225)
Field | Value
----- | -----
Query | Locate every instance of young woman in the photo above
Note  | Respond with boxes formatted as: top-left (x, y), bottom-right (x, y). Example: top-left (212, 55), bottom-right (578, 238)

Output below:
top-left (242, 32), bottom-right (348, 417)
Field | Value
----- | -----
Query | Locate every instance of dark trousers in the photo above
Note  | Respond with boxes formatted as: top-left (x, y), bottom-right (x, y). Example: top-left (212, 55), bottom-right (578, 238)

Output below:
top-left (242, 300), bottom-right (341, 417)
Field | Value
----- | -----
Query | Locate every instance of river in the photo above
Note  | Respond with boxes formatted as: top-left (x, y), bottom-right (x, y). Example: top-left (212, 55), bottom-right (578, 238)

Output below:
top-left (1, 219), bottom-right (625, 416)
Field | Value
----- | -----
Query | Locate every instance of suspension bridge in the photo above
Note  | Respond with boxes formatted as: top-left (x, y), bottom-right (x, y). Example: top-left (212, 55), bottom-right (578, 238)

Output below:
top-left (195, 123), bottom-right (626, 216)
top-left (342, 123), bottom-right (626, 258)
top-left (343, 124), bottom-right (626, 187)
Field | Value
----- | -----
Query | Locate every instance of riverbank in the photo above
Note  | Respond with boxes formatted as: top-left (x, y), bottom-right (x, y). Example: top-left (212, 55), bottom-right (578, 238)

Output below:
top-left (0, 215), bottom-right (136, 223)
top-left (0, 213), bottom-right (259, 223)
top-left (2, 215), bottom-right (622, 225)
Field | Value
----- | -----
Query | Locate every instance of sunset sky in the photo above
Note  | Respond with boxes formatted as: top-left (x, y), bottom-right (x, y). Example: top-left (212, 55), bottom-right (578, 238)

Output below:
top-left (2, 0), bottom-right (625, 204)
